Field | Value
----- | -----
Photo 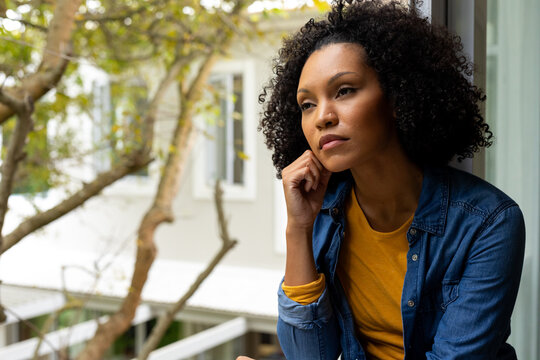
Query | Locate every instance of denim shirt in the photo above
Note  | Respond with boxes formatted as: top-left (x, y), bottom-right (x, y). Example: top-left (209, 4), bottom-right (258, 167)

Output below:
top-left (277, 166), bottom-right (525, 360)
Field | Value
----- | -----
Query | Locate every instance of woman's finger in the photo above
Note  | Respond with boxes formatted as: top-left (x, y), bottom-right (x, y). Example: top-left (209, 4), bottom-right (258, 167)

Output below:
top-left (303, 165), bottom-right (314, 192)
top-left (305, 161), bottom-right (320, 191)
top-left (308, 151), bottom-right (323, 173)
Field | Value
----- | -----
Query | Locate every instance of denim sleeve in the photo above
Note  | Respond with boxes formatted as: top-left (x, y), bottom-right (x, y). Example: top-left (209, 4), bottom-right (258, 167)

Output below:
top-left (277, 278), bottom-right (342, 360)
top-left (427, 205), bottom-right (526, 360)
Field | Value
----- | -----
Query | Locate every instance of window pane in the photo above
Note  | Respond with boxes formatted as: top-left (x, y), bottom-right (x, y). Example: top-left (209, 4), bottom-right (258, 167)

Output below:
top-left (207, 76), bottom-right (228, 184)
top-left (206, 73), bottom-right (245, 186)
top-left (485, 1), bottom-right (540, 358)
top-left (215, 79), bottom-right (228, 182)
top-left (233, 74), bottom-right (244, 185)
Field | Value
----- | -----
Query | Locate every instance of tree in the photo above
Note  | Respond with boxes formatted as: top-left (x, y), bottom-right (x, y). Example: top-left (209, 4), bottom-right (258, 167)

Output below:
top-left (0, 0), bottom-right (258, 357)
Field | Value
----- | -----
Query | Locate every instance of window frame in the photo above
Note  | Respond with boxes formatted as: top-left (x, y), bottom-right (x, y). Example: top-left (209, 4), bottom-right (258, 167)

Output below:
top-left (91, 75), bottom-right (158, 197)
top-left (192, 59), bottom-right (257, 201)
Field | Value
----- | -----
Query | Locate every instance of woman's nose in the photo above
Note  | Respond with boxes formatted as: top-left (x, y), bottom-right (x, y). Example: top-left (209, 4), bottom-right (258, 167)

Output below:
top-left (316, 109), bottom-right (338, 129)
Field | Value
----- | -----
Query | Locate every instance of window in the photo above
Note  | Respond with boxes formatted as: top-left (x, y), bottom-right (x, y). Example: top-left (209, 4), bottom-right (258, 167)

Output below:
top-left (484, 1), bottom-right (540, 358)
top-left (90, 74), bottom-right (157, 197)
top-left (193, 60), bottom-right (256, 200)
top-left (420, 1), bottom-right (540, 358)
top-left (92, 77), bottom-right (149, 176)
top-left (92, 78), bottom-right (112, 174)
top-left (206, 73), bottom-right (245, 186)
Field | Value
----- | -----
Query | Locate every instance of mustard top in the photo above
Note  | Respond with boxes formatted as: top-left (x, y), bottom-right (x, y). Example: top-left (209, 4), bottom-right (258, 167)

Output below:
top-left (283, 188), bottom-right (413, 359)
top-left (338, 187), bottom-right (412, 359)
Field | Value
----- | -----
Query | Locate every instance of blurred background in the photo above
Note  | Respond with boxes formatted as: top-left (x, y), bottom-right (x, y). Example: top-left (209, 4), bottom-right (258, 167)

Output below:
top-left (0, 0), bottom-right (537, 359)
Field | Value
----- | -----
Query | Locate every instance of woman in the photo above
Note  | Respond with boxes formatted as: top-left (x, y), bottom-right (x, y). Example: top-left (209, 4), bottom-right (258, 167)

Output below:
top-left (246, 1), bottom-right (525, 359)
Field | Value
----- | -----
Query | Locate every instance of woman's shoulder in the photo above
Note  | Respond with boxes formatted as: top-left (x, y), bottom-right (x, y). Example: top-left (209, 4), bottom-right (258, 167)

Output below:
top-left (443, 166), bottom-right (520, 219)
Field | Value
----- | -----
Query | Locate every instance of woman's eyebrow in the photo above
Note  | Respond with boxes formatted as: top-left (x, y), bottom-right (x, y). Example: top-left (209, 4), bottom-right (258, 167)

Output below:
top-left (328, 71), bottom-right (357, 85)
top-left (297, 71), bottom-right (358, 94)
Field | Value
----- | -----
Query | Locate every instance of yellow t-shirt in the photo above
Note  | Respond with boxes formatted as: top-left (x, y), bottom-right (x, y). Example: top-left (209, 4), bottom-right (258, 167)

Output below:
top-left (283, 188), bottom-right (412, 360)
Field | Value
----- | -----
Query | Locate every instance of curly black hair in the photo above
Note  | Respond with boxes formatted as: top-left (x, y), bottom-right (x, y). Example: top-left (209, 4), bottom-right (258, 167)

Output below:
top-left (259, 0), bottom-right (492, 178)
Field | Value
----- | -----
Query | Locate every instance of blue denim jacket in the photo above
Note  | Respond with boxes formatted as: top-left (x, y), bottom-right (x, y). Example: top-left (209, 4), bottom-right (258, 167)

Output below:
top-left (277, 166), bottom-right (525, 360)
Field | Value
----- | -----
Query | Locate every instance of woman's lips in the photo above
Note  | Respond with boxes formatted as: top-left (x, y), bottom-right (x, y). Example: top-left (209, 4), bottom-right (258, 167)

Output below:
top-left (319, 134), bottom-right (348, 150)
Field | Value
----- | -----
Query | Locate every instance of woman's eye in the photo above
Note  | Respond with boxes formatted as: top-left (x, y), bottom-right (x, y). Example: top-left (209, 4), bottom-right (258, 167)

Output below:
top-left (337, 87), bottom-right (356, 98)
top-left (300, 102), bottom-right (315, 111)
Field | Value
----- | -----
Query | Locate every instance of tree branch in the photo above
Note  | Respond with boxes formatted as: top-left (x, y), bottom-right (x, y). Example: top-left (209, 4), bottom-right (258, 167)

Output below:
top-left (98, 22), bottom-right (157, 63)
top-left (142, 52), bottom-right (197, 151)
top-left (78, 0), bottom-right (167, 23)
top-left (0, 151), bottom-right (151, 254)
top-left (2, 306), bottom-right (61, 357)
top-left (184, 52), bottom-right (218, 104)
top-left (0, 17), bottom-right (48, 32)
top-left (136, 181), bottom-right (237, 360)
top-left (0, 90), bottom-right (34, 241)
top-left (0, 0), bottom-right (82, 124)
top-left (32, 300), bottom-right (83, 360)
top-left (76, 48), bottom-right (219, 360)
top-left (75, 2), bottom-right (252, 358)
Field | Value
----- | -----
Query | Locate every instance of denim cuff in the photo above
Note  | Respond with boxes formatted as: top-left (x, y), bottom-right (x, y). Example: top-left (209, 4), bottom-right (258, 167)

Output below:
top-left (277, 277), bottom-right (334, 330)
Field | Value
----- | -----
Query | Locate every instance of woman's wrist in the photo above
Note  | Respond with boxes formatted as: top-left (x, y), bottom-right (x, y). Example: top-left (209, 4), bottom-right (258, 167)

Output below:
top-left (284, 223), bottom-right (318, 286)
top-left (286, 221), bottom-right (313, 238)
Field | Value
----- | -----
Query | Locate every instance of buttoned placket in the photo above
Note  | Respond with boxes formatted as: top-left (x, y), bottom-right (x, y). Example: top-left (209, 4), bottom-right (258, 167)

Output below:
top-left (402, 226), bottom-right (422, 356)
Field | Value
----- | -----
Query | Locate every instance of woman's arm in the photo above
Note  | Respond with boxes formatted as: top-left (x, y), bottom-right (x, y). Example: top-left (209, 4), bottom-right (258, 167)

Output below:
top-left (281, 150), bottom-right (331, 286)
top-left (277, 283), bottom-right (341, 360)
top-left (277, 150), bottom-right (341, 359)
top-left (427, 204), bottom-right (525, 359)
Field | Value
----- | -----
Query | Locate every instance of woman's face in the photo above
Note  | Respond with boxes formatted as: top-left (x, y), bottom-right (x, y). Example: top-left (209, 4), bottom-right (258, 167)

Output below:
top-left (297, 42), bottom-right (399, 173)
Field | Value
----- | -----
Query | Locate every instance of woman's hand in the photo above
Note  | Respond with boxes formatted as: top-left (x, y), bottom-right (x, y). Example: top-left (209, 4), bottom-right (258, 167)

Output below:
top-left (281, 150), bottom-right (332, 286)
top-left (236, 357), bottom-right (255, 360)
top-left (282, 150), bottom-right (332, 231)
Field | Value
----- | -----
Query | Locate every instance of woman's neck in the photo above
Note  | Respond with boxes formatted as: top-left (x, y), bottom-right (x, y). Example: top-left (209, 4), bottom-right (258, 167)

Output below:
top-left (350, 151), bottom-right (423, 232)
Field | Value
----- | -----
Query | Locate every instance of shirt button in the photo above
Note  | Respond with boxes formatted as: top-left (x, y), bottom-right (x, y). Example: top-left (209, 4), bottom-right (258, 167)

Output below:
top-left (412, 254), bottom-right (418, 261)
top-left (409, 228), bottom-right (417, 236)
top-left (407, 300), bottom-right (415, 307)
top-left (332, 207), bottom-right (339, 216)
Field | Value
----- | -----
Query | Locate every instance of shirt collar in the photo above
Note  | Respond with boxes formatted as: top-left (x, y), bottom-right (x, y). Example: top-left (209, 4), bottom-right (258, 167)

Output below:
top-left (320, 167), bottom-right (449, 236)
top-left (321, 172), bottom-right (353, 211)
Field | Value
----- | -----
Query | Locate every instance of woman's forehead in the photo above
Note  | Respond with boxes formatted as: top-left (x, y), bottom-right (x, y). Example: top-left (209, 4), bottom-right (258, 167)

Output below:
top-left (298, 43), bottom-right (371, 86)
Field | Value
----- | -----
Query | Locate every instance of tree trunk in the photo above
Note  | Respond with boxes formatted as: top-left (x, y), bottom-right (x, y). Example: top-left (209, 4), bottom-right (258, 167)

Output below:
top-left (137, 182), bottom-right (237, 360)
top-left (75, 53), bottom-right (218, 360)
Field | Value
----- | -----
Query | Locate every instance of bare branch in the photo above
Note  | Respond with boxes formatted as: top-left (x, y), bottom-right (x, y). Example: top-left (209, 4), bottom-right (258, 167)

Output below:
top-left (75, 2), bottom-right (253, 358)
top-left (0, 151), bottom-right (152, 254)
top-left (0, 90), bottom-right (34, 239)
top-left (136, 181), bottom-right (237, 360)
top-left (184, 52), bottom-right (218, 106)
top-left (2, 306), bottom-right (60, 357)
top-left (142, 52), bottom-right (197, 150)
top-left (76, 48), bottom-right (218, 360)
top-left (32, 300), bottom-right (83, 360)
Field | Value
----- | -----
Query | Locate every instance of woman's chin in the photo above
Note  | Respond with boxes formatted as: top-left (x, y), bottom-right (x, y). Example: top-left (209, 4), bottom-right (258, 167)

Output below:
top-left (321, 162), bottom-right (350, 174)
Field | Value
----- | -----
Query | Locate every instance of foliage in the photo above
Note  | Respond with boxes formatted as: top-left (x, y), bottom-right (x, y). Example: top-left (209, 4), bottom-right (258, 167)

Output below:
top-left (1, 0), bottom-right (268, 193)
top-left (0, 0), bottom-right (290, 357)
